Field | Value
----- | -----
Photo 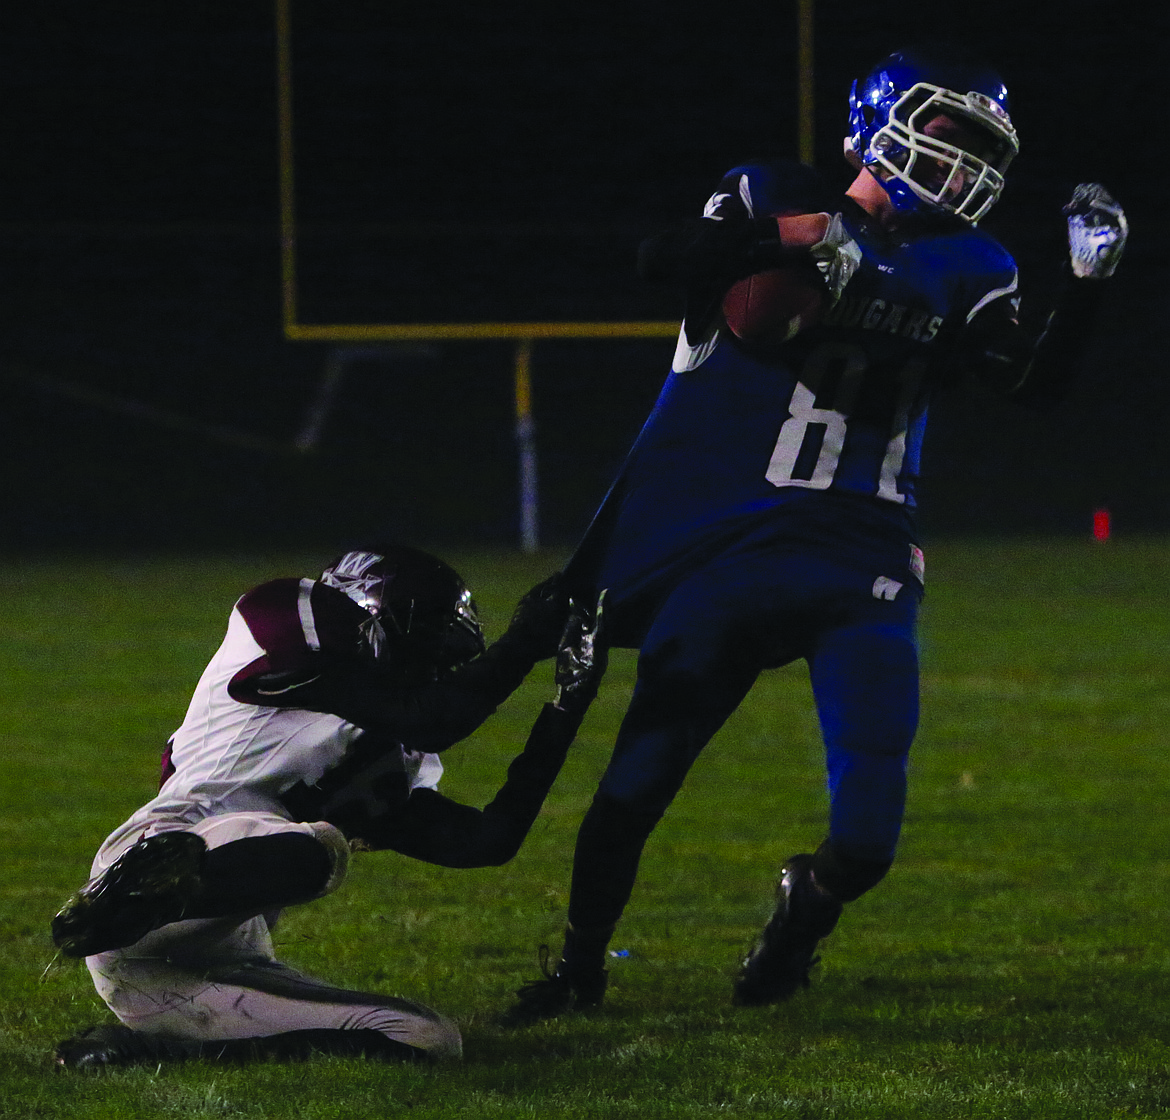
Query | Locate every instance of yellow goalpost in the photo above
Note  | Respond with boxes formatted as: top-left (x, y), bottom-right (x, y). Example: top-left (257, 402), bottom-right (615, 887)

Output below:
top-left (272, 0), bottom-right (815, 549)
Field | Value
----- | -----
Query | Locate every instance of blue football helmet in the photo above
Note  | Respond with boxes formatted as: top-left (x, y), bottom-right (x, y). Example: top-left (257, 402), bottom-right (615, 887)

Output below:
top-left (844, 48), bottom-right (1019, 224)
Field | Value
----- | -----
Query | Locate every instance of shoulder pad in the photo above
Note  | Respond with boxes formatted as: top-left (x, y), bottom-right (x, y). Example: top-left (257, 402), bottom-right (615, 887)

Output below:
top-left (237, 578), bottom-right (371, 669)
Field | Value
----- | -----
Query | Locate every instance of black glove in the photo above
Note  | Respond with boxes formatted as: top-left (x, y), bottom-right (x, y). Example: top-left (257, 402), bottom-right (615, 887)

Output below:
top-left (501, 573), bottom-right (571, 662)
top-left (554, 591), bottom-right (609, 716)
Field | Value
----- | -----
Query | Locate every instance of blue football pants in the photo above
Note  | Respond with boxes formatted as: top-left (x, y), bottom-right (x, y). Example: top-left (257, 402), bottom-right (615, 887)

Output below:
top-left (567, 540), bottom-right (919, 931)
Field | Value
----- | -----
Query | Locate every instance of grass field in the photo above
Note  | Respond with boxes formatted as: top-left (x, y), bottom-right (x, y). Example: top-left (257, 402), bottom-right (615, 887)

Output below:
top-left (3, 539), bottom-right (1169, 1118)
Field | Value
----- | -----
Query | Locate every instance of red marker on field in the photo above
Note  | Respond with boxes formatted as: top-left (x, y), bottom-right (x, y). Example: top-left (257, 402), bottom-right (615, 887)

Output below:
top-left (1092, 508), bottom-right (1111, 542)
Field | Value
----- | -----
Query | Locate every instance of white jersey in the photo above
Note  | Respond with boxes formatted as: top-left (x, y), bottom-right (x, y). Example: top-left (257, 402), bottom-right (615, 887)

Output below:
top-left (96, 578), bottom-right (442, 870)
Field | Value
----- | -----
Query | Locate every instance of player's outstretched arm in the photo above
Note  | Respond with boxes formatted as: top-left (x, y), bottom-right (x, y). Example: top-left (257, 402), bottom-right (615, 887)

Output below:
top-left (637, 162), bottom-right (850, 344)
top-left (385, 572), bottom-right (572, 750)
top-left (352, 595), bottom-right (608, 866)
top-left (957, 183), bottom-right (1128, 407)
top-left (276, 575), bottom-right (570, 753)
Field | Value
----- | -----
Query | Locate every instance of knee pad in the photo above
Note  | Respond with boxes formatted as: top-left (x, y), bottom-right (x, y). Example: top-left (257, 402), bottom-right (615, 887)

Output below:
top-left (304, 821), bottom-right (350, 897)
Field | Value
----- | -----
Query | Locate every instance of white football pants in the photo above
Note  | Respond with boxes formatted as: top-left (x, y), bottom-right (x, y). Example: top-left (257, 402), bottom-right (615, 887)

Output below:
top-left (85, 810), bottom-right (461, 1059)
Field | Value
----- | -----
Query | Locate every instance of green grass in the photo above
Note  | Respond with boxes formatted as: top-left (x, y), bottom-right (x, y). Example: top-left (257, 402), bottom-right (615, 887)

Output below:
top-left (3, 540), bottom-right (1170, 1118)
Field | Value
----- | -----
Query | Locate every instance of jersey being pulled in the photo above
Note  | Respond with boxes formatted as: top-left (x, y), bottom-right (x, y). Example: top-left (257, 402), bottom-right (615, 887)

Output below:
top-left (592, 160), bottom-right (1017, 607)
top-left (98, 578), bottom-right (441, 864)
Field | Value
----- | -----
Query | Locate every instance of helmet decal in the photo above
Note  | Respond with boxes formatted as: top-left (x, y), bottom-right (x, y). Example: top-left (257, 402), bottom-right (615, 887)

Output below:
top-left (320, 550), bottom-right (389, 615)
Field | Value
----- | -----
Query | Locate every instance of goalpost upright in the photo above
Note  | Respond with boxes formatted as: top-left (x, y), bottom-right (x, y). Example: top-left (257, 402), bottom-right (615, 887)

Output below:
top-left (273, 0), bottom-right (815, 551)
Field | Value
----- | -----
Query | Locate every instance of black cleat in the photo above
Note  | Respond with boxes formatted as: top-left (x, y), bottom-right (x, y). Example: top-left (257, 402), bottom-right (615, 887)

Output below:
top-left (55, 1024), bottom-right (202, 1069)
top-left (500, 946), bottom-right (607, 1027)
top-left (51, 831), bottom-right (208, 958)
top-left (732, 853), bottom-right (843, 1007)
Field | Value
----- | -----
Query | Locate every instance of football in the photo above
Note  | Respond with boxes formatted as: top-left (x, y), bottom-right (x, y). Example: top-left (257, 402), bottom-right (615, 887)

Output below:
top-left (721, 262), bottom-right (826, 346)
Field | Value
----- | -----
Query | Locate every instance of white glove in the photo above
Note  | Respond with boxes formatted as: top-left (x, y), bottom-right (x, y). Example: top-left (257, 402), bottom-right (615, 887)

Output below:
top-left (1065, 183), bottom-right (1127, 279)
top-left (809, 212), bottom-right (862, 302)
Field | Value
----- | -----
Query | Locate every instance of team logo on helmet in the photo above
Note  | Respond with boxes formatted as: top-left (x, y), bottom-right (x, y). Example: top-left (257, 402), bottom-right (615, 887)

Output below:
top-left (320, 551), bottom-right (391, 660)
top-left (320, 551), bottom-right (388, 614)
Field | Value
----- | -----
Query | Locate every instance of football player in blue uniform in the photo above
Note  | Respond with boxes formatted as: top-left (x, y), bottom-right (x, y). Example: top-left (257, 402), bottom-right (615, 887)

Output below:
top-left (505, 46), bottom-right (1128, 1022)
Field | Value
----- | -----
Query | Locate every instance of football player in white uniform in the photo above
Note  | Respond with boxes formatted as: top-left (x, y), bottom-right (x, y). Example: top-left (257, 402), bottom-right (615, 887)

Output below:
top-left (50, 544), bottom-right (605, 1068)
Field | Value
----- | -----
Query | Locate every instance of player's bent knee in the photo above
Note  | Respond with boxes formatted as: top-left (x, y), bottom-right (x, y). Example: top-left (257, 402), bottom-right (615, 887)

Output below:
top-left (304, 821), bottom-right (350, 898)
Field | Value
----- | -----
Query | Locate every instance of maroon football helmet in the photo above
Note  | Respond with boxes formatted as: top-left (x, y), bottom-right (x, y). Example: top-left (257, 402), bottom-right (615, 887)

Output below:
top-left (320, 544), bottom-right (485, 679)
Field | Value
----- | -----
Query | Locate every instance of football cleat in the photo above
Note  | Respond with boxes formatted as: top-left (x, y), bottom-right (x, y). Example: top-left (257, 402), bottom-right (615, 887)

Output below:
top-left (732, 853), bottom-right (843, 1007)
top-left (55, 1024), bottom-right (202, 1068)
top-left (51, 831), bottom-right (208, 958)
top-left (500, 947), bottom-right (607, 1027)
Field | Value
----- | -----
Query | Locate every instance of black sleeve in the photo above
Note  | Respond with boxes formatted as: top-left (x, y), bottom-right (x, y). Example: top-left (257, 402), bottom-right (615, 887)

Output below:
top-left (638, 161), bottom-right (839, 345)
top-left (636, 216), bottom-right (787, 286)
top-left (274, 627), bottom-right (546, 753)
top-left (340, 702), bottom-right (581, 866)
top-left (270, 573), bottom-right (568, 751)
top-left (954, 271), bottom-right (1110, 408)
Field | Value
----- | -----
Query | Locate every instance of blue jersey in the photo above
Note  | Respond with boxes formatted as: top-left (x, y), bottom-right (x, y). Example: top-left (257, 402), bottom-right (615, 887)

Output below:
top-left (588, 161), bottom-right (1018, 620)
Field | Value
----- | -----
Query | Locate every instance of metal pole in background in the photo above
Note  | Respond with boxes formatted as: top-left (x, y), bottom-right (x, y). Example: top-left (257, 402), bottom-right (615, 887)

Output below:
top-left (797, 0), bottom-right (815, 166)
top-left (514, 338), bottom-right (539, 552)
top-left (274, 0), bottom-right (299, 334)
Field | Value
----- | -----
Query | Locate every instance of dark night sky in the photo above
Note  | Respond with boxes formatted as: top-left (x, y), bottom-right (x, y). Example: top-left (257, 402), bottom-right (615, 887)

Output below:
top-left (0, 1), bottom-right (1165, 548)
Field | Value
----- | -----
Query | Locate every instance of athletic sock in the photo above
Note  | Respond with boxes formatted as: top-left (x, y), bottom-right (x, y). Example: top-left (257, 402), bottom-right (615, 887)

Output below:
top-left (188, 834), bottom-right (333, 918)
top-left (560, 922), bottom-right (616, 978)
top-left (810, 838), bottom-right (892, 902)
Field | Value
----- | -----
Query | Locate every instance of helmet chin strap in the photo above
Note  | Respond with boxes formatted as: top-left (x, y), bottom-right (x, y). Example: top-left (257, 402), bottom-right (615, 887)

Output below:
top-left (881, 173), bottom-right (931, 214)
top-left (843, 139), bottom-right (919, 214)
top-left (843, 161), bottom-right (913, 228)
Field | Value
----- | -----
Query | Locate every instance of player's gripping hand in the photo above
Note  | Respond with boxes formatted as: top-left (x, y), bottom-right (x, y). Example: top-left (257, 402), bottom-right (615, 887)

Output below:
top-left (1065, 183), bottom-right (1127, 279)
top-left (805, 212), bottom-right (862, 302)
top-left (501, 573), bottom-right (571, 661)
top-left (554, 592), bottom-right (608, 717)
